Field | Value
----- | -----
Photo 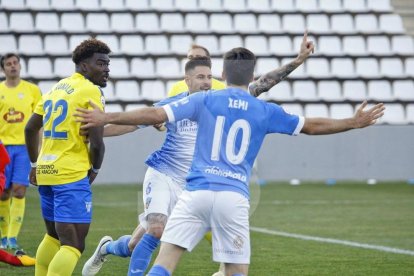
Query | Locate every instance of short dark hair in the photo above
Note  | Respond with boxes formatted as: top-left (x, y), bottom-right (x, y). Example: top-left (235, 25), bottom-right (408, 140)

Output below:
top-left (72, 38), bottom-right (111, 65)
top-left (185, 56), bottom-right (212, 73)
top-left (0, 53), bottom-right (20, 69)
top-left (189, 44), bottom-right (210, 58)
top-left (223, 47), bottom-right (256, 86)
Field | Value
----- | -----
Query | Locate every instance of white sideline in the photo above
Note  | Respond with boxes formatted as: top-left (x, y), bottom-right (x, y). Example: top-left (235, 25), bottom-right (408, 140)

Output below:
top-left (250, 226), bottom-right (414, 256)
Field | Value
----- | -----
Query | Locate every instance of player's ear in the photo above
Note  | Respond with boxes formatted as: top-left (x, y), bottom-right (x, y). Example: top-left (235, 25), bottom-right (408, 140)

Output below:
top-left (184, 74), bottom-right (190, 86)
top-left (79, 62), bottom-right (88, 73)
top-left (221, 70), bottom-right (226, 81)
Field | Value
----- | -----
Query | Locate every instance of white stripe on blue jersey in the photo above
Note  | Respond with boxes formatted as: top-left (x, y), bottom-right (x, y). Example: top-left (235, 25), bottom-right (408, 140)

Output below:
top-left (145, 92), bottom-right (197, 187)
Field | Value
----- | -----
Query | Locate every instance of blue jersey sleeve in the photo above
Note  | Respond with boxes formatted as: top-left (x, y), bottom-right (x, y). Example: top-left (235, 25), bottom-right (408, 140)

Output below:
top-left (266, 103), bottom-right (304, 135)
top-left (164, 92), bottom-right (205, 122)
top-left (154, 92), bottom-right (189, 107)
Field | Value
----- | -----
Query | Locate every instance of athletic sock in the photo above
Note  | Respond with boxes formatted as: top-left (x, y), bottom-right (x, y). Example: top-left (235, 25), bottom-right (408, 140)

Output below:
top-left (146, 264), bottom-right (171, 276)
top-left (0, 249), bottom-right (22, 266)
top-left (204, 231), bottom-right (213, 244)
top-left (35, 234), bottom-right (60, 276)
top-left (106, 235), bottom-right (132, 257)
top-left (48, 245), bottom-right (81, 276)
top-left (8, 197), bottom-right (25, 239)
top-left (0, 198), bottom-right (10, 239)
top-left (128, 233), bottom-right (160, 276)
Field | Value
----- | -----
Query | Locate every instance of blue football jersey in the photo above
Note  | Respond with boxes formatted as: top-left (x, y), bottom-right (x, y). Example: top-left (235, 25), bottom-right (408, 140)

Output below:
top-left (145, 91), bottom-right (198, 186)
top-left (163, 87), bottom-right (304, 199)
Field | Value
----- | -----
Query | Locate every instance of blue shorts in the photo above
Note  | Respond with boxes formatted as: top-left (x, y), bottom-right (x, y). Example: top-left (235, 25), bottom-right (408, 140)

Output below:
top-left (5, 145), bottom-right (30, 188)
top-left (38, 177), bottom-right (92, 223)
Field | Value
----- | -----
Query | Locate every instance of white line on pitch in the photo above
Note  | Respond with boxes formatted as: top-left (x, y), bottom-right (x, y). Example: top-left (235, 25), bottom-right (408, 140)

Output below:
top-left (250, 226), bottom-right (414, 256)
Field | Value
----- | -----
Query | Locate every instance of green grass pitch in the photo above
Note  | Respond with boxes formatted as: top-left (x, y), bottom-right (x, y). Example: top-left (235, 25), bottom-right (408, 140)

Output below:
top-left (1, 182), bottom-right (414, 275)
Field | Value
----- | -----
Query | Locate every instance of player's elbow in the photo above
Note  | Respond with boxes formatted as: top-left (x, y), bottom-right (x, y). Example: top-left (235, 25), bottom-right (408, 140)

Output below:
top-left (153, 108), bottom-right (168, 125)
top-left (25, 114), bottom-right (43, 138)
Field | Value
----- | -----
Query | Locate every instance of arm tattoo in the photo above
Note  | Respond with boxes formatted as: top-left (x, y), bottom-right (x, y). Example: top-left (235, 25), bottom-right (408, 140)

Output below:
top-left (250, 61), bottom-right (300, 97)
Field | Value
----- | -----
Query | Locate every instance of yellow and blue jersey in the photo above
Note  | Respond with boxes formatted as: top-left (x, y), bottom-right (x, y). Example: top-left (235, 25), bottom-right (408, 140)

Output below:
top-left (34, 73), bottom-right (105, 185)
top-left (0, 80), bottom-right (41, 145)
top-left (167, 78), bottom-right (226, 97)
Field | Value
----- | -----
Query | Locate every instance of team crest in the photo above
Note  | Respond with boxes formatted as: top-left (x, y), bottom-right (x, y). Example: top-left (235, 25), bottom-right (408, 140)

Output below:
top-left (100, 95), bottom-right (105, 107)
top-left (18, 92), bottom-right (24, 99)
top-left (233, 235), bottom-right (244, 249)
top-left (85, 202), bottom-right (92, 213)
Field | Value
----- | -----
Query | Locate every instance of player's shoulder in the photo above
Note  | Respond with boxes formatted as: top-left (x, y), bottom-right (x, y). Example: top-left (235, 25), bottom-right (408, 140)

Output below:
top-left (157, 91), bottom-right (189, 106)
top-left (20, 79), bottom-right (40, 90)
top-left (211, 78), bottom-right (226, 89)
top-left (168, 80), bottom-right (187, 97)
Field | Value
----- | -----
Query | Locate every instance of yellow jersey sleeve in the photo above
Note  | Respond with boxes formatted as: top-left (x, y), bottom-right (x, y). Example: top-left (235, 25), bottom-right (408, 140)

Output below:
top-left (211, 78), bottom-right (226, 90)
top-left (36, 73), bottom-right (104, 185)
top-left (167, 80), bottom-right (188, 97)
top-left (167, 78), bottom-right (226, 97)
top-left (0, 80), bottom-right (42, 145)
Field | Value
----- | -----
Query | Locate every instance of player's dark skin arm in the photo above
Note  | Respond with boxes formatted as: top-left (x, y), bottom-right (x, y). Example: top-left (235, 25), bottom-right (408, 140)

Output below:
top-left (24, 113), bottom-right (43, 185)
top-left (87, 125), bottom-right (105, 184)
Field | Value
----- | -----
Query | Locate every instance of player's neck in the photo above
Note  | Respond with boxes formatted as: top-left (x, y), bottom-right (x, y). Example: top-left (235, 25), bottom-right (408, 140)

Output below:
top-left (5, 77), bottom-right (20, 88)
top-left (228, 84), bottom-right (248, 92)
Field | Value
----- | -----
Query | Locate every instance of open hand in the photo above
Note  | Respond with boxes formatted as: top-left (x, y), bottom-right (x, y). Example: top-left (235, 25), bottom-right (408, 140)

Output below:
top-left (353, 101), bottom-right (385, 128)
top-left (75, 100), bottom-right (106, 129)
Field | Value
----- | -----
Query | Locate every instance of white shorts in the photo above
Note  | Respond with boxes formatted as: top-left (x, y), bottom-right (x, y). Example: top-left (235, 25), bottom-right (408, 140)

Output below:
top-left (161, 190), bottom-right (250, 264)
top-left (138, 167), bottom-right (184, 228)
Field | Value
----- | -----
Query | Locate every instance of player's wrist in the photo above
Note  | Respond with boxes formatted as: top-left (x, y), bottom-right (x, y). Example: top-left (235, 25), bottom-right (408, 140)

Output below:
top-left (91, 167), bottom-right (100, 174)
top-left (30, 162), bottom-right (37, 168)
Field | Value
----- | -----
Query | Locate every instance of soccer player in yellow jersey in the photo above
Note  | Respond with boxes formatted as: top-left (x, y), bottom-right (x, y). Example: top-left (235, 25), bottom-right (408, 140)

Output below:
top-left (0, 53), bottom-right (42, 250)
top-left (24, 38), bottom-right (109, 276)
top-left (167, 44), bottom-right (226, 97)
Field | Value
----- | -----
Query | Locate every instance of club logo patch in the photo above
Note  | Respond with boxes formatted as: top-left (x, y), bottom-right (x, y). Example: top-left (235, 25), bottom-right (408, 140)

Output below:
top-left (233, 235), bottom-right (244, 250)
top-left (85, 202), bottom-right (92, 213)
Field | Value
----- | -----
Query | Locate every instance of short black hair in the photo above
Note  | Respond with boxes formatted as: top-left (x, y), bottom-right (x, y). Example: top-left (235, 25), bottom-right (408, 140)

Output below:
top-left (0, 53), bottom-right (20, 69)
top-left (72, 38), bottom-right (111, 65)
top-left (223, 47), bottom-right (256, 86)
top-left (185, 56), bottom-right (212, 74)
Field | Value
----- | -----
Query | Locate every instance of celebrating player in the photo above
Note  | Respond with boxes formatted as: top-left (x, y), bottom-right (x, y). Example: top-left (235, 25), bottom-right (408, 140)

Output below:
top-left (76, 46), bottom-right (384, 276)
top-left (24, 38), bottom-right (109, 276)
top-left (81, 32), bottom-right (314, 276)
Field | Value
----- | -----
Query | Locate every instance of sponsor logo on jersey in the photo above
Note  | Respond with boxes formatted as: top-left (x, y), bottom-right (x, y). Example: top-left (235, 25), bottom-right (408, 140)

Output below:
top-left (3, 108), bottom-right (24, 123)
top-left (36, 164), bottom-right (59, 175)
top-left (204, 166), bottom-right (247, 182)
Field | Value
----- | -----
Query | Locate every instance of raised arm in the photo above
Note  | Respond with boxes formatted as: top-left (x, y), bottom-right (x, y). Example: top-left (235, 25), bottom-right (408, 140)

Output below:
top-left (75, 101), bottom-right (168, 129)
top-left (249, 31), bottom-right (315, 97)
top-left (301, 101), bottom-right (385, 135)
